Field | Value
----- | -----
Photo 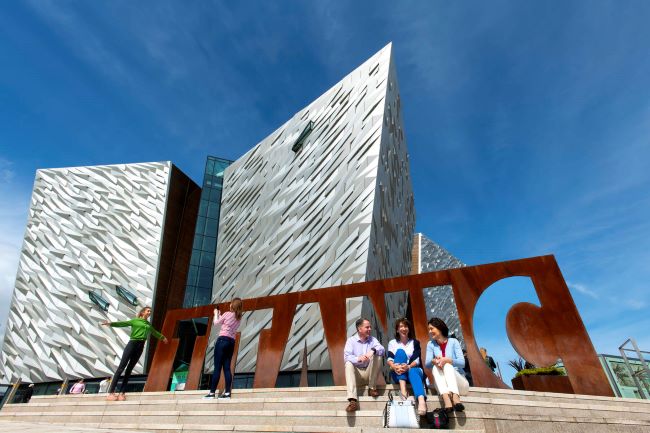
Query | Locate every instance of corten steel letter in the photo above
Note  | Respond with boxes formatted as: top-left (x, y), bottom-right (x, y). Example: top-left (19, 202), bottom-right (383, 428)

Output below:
top-left (319, 293), bottom-right (348, 385)
top-left (145, 255), bottom-right (613, 397)
top-left (252, 296), bottom-right (299, 388)
top-left (143, 305), bottom-right (214, 392)
top-left (450, 255), bottom-right (614, 396)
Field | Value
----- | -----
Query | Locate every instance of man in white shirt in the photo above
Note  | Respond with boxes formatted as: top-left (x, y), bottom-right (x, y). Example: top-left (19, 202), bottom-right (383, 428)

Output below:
top-left (343, 318), bottom-right (385, 412)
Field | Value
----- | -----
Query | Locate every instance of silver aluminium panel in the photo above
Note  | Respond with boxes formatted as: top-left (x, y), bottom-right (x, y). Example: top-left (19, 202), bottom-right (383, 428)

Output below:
top-left (212, 44), bottom-right (415, 373)
top-left (0, 162), bottom-right (172, 383)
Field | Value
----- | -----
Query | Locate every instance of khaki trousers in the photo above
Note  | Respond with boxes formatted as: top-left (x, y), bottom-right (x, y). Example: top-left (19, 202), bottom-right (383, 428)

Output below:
top-left (345, 355), bottom-right (382, 400)
top-left (431, 363), bottom-right (469, 396)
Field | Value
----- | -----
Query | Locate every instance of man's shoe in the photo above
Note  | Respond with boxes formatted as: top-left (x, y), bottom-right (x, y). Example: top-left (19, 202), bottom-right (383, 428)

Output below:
top-left (202, 393), bottom-right (216, 399)
top-left (368, 388), bottom-right (380, 398)
top-left (218, 392), bottom-right (231, 399)
top-left (345, 400), bottom-right (360, 412)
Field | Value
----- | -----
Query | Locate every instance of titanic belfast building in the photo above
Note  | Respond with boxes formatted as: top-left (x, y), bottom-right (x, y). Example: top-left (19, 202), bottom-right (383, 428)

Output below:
top-left (0, 44), bottom-right (464, 387)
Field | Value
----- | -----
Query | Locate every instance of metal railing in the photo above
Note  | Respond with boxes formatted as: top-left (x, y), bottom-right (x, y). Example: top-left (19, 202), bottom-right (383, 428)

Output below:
top-left (619, 338), bottom-right (650, 399)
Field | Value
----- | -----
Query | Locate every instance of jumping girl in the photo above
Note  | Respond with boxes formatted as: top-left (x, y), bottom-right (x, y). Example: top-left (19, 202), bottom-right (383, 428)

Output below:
top-left (101, 306), bottom-right (167, 401)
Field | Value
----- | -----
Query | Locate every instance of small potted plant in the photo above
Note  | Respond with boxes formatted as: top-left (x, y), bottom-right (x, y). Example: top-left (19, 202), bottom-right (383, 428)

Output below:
top-left (509, 358), bottom-right (573, 394)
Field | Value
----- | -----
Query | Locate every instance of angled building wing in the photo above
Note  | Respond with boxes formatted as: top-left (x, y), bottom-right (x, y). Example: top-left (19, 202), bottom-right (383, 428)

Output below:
top-left (0, 162), bottom-right (199, 382)
top-left (212, 43), bottom-right (415, 372)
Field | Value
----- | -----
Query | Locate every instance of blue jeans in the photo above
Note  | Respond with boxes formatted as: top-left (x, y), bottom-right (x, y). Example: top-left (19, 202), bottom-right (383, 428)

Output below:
top-left (390, 349), bottom-right (425, 398)
top-left (209, 336), bottom-right (235, 394)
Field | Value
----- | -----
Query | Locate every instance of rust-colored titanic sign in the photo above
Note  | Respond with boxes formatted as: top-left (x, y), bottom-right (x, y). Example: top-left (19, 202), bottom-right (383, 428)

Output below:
top-left (144, 255), bottom-right (614, 397)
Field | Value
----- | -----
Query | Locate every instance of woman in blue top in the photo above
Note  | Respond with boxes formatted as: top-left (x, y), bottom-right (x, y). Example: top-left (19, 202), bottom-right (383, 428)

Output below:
top-left (425, 317), bottom-right (469, 413)
top-left (386, 318), bottom-right (426, 416)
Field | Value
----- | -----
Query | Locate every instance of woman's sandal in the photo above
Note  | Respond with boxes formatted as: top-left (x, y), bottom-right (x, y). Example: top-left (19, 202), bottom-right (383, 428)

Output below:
top-left (417, 399), bottom-right (427, 416)
top-left (451, 393), bottom-right (464, 412)
top-left (442, 393), bottom-right (454, 413)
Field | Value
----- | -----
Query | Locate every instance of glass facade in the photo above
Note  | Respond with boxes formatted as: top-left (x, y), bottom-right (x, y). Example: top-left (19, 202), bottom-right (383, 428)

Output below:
top-left (183, 156), bottom-right (232, 307)
top-left (599, 354), bottom-right (650, 399)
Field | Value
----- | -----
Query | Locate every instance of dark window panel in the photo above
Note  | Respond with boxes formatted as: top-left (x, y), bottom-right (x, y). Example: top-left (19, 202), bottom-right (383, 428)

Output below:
top-left (203, 236), bottom-right (217, 253)
top-left (190, 249), bottom-right (201, 266)
top-left (199, 199), bottom-right (209, 216)
top-left (197, 269), bottom-right (213, 288)
top-left (200, 251), bottom-right (215, 268)
top-left (187, 265), bottom-right (199, 286)
top-left (193, 235), bottom-right (202, 250)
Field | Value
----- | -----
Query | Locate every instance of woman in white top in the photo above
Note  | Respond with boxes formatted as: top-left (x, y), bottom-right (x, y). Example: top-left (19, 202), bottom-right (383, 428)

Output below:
top-left (425, 317), bottom-right (469, 413)
top-left (386, 318), bottom-right (426, 416)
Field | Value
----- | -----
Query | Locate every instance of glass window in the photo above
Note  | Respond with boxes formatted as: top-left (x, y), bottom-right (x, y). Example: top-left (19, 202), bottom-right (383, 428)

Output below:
top-left (187, 265), bottom-right (198, 286)
top-left (200, 251), bottom-right (215, 268)
top-left (204, 219), bottom-right (218, 237)
top-left (183, 287), bottom-right (195, 306)
top-left (203, 236), bottom-right (216, 253)
top-left (193, 235), bottom-right (202, 250)
top-left (197, 268), bottom-right (213, 289)
top-left (199, 199), bottom-right (209, 216)
top-left (194, 291), bottom-right (211, 307)
top-left (207, 202), bottom-right (220, 219)
top-left (190, 249), bottom-right (201, 266)
top-left (210, 188), bottom-right (222, 201)
top-left (195, 217), bottom-right (206, 233)
top-left (206, 159), bottom-right (215, 174)
top-left (200, 188), bottom-right (212, 202)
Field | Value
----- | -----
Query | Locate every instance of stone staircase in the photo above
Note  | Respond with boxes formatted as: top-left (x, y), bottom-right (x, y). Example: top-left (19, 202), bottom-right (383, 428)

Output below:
top-left (1, 385), bottom-right (650, 433)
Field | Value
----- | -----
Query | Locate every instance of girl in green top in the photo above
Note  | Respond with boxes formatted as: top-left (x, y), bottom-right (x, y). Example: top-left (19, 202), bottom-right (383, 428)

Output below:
top-left (100, 306), bottom-right (167, 401)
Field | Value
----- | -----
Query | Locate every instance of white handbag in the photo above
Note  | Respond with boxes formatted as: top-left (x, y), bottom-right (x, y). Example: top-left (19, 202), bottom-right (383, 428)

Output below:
top-left (382, 391), bottom-right (420, 428)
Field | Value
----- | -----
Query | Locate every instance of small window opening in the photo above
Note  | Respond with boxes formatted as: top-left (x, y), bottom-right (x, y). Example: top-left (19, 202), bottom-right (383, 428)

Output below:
top-left (292, 121), bottom-right (314, 153)
top-left (116, 286), bottom-right (139, 306)
top-left (89, 291), bottom-right (110, 311)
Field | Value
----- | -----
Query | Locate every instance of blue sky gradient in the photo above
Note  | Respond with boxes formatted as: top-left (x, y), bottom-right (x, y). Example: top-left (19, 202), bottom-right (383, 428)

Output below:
top-left (1, 1), bottom-right (649, 381)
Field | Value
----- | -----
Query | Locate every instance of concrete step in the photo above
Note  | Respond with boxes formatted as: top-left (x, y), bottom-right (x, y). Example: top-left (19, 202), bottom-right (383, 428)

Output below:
top-left (4, 406), bottom-right (650, 430)
top-left (0, 419), bottom-right (485, 433)
top-left (6, 393), bottom-right (650, 421)
top-left (3, 394), bottom-right (650, 419)
top-left (0, 420), bottom-right (147, 432)
top-left (28, 385), bottom-right (650, 411)
top-left (4, 386), bottom-right (650, 432)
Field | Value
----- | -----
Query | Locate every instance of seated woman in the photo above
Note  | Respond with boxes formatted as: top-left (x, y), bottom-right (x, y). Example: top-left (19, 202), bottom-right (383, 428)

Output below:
top-left (426, 317), bottom-right (469, 413)
top-left (386, 318), bottom-right (426, 416)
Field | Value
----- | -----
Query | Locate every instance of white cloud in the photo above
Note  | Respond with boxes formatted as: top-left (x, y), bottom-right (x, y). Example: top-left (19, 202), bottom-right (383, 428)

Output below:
top-left (567, 281), bottom-right (600, 299)
top-left (0, 158), bottom-right (15, 183)
top-left (623, 299), bottom-right (648, 311)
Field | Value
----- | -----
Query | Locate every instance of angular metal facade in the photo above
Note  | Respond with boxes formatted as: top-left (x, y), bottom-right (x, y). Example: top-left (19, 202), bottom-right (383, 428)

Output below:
top-left (413, 233), bottom-right (466, 345)
top-left (212, 43), bottom-right (415, 373)
top-left (0, 162), bottom-right (173, 383)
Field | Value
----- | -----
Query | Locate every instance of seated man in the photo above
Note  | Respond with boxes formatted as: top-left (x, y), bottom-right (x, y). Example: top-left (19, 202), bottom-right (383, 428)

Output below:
top-left (344, 318), bottom-right (385, 412)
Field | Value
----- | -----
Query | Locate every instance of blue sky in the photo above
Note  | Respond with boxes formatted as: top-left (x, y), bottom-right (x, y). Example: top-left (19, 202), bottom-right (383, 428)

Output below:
top-left (1, 1), bottom-right (649, 382)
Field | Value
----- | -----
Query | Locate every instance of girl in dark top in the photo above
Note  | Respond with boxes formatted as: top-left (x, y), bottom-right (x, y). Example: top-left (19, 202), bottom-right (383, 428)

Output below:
top-left (100, 306), bottom-right (167, 401)
top-left (386, 317), bottom-right (427, 416)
